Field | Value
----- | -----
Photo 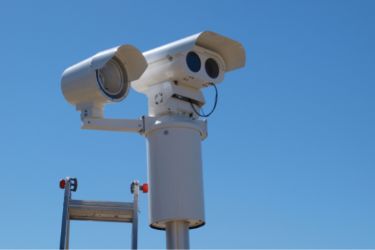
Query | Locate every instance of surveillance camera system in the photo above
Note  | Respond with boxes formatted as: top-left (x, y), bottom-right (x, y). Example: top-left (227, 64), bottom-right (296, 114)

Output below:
top-left (60, 31), bottom-right (245, 249)
top-left (61, 45), bottom-right (147, 119)
top-left (132, 31), bottom-right (245, 117)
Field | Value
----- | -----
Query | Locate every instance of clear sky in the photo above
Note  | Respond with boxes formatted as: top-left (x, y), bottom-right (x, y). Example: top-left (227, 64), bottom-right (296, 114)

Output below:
top-left (0, 0), bottom-right (374, 248)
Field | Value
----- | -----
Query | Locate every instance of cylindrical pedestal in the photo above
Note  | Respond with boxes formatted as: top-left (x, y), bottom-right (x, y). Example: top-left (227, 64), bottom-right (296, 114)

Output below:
top-left (166, 221), bottom-right (189, 249)
top-left (146, 120), bottom-right (205, 230)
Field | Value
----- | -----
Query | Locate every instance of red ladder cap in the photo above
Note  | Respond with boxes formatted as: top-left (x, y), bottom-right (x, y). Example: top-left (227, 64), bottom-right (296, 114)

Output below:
top-left (141, 183), bottom-right (149, 193)
top-left (59, 179), bottom-right (66, 189)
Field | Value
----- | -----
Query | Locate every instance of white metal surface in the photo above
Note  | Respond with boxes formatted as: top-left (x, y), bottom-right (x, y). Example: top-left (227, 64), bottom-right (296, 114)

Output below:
top-left (61, 44), bottom-right (147, 118)
top-left (146, 119), bottom-right (205, 230)
top-left (142, 31), bottom-right (245, 72)
top-left (131, 31), bottom-right (246, 93)
top-left (132, 46), bottom-right (226, 92)
top-left (82, 117), bottom-right (143, 132)
top-left (81, 115), bottom-right (207, 139)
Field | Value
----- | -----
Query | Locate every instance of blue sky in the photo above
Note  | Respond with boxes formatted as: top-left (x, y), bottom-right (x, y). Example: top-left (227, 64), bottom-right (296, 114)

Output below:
top-left (0, 0), bottom-right (374, 248)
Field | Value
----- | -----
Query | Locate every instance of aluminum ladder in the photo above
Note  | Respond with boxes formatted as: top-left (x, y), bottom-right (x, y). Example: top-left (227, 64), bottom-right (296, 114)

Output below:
top-left (59, 177), bottom-right (148, 250)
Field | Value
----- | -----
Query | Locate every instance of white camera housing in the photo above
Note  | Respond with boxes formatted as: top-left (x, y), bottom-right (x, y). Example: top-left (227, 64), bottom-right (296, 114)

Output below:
top-left (59, 32), bottom-right (246, 236)
top-left (131, 31), bottom-right (246, 117)
top-left (61, 45), bottom-right (147, 118)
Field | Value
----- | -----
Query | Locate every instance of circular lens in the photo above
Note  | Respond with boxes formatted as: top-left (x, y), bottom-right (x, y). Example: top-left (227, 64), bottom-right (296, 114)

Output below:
top-left (205, 58), bottom-right (220, 79)
top-left (97, 58), bottom-right (128, 99)
top-left (186, 51), bottom-right (201, 72)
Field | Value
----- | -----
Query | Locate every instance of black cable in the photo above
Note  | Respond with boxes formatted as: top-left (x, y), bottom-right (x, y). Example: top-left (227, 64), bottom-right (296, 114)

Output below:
top-left (190, 82), bottom-right (218, 118)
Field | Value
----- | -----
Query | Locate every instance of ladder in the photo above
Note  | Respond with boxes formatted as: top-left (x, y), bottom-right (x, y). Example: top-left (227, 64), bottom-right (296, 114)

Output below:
top-left (59, 177), bottom-right (148, 250)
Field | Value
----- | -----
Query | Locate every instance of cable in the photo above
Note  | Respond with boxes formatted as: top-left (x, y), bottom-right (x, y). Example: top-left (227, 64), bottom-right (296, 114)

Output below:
top-left (190, 82), bottom-right (218, 118)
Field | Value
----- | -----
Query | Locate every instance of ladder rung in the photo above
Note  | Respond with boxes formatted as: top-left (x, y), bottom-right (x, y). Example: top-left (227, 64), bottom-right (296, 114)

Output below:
top-left (68, 200), bottom-right (134, 223)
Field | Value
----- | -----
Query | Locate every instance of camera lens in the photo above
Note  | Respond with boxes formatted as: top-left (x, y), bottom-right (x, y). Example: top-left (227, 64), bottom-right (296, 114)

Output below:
top-left (186, 51), bottom-right (201, 72)
top-left (97, 58), bottom-right (128, 99)
top-left (205, 58), bottom-right (219, 79)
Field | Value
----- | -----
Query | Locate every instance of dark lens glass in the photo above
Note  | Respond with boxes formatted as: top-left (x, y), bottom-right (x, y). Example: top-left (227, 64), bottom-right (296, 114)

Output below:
top-left (96, 58), bottom-right (128, 100)
top-left (205, 58), bottom-right (219, 79)
top-left (186, 51), bottom-right (201, 72)
top-left (98, 59), bottom-right (125, 95)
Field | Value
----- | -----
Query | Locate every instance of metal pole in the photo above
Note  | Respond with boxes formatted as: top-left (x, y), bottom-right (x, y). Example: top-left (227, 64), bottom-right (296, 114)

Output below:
top-left (131, 181), bottom-right (139, 250)
top-left (60, 179), bottom-right (71, 250)
top-left (166, 221), bottom-right (189, 250)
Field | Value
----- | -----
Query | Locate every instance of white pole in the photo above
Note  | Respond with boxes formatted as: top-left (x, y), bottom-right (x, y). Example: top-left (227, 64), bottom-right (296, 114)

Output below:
top-left (166, 221), bottom-right (190, 249)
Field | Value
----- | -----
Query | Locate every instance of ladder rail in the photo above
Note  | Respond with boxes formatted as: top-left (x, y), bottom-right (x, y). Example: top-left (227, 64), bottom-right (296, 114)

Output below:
top-left (59, 178), bottom-right (72, 250)
top-left (131, 182), bottom-right (139, 250)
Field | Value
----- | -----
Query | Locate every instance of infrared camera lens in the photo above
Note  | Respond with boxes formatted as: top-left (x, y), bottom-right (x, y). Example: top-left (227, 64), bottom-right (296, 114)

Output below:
top-left (186, 51), bottom-right (201, 72)
top-left (205, 58), bottom-right (219, 79)
top-left (97, 58), bottom-right (128, 99)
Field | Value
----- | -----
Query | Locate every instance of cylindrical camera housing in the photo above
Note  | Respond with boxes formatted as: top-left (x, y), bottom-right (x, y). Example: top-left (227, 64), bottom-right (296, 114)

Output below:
top-left (146, 120), bottom-right (205, 230)
top-left (61, 45), bottom-right (147, 117)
